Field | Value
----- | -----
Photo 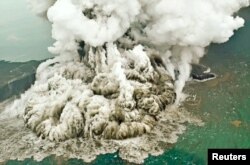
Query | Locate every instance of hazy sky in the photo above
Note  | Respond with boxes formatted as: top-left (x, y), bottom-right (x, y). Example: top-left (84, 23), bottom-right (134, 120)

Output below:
top-left (0, 1), bottom-right (54, 62)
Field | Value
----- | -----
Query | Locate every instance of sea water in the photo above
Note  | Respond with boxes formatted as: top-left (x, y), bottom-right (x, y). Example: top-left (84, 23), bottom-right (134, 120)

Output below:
top-left (2, 3), bottom-right (250, 165)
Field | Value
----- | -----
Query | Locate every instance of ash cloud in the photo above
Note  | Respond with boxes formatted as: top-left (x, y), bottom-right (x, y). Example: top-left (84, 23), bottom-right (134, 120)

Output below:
top-left (41, 0), bottom-right (249, 101)
top-left (0, 0), bottom-right (249, 163)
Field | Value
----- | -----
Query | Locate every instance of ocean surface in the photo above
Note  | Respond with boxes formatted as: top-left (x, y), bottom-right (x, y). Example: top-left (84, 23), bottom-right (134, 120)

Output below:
top-left (1, 2), bottom-right (250, 165)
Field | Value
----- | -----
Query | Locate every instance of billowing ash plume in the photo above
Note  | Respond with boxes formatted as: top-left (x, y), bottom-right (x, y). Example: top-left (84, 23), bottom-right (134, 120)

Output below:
top-left (0, 0), bottom-right (249, 163)
top-left (26, 0), bottom-right (249, 102)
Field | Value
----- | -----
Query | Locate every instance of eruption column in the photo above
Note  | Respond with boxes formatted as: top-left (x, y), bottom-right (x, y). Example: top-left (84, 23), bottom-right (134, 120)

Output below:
top-left (0, 0), bottom-right (249, 163)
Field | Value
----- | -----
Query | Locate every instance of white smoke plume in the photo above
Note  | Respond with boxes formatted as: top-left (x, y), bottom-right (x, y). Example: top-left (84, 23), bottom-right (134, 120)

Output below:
top-left (0, 0), bottom-right (249, 163)
top-left (41, 0), bottom-right (249, 101)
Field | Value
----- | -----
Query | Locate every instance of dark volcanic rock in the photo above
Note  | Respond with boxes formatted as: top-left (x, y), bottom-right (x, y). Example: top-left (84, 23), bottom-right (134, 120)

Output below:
top-left (191, 64), bottom-right (216, 82)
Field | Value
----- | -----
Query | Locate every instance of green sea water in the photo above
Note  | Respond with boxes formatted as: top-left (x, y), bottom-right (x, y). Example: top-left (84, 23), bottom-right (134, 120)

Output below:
top-left (3, 4), bottom-right (250, 165)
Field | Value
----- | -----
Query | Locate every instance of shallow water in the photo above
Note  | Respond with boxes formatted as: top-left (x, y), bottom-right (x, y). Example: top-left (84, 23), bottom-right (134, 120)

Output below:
top-left (1, 4), bottom-right (250, 165)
